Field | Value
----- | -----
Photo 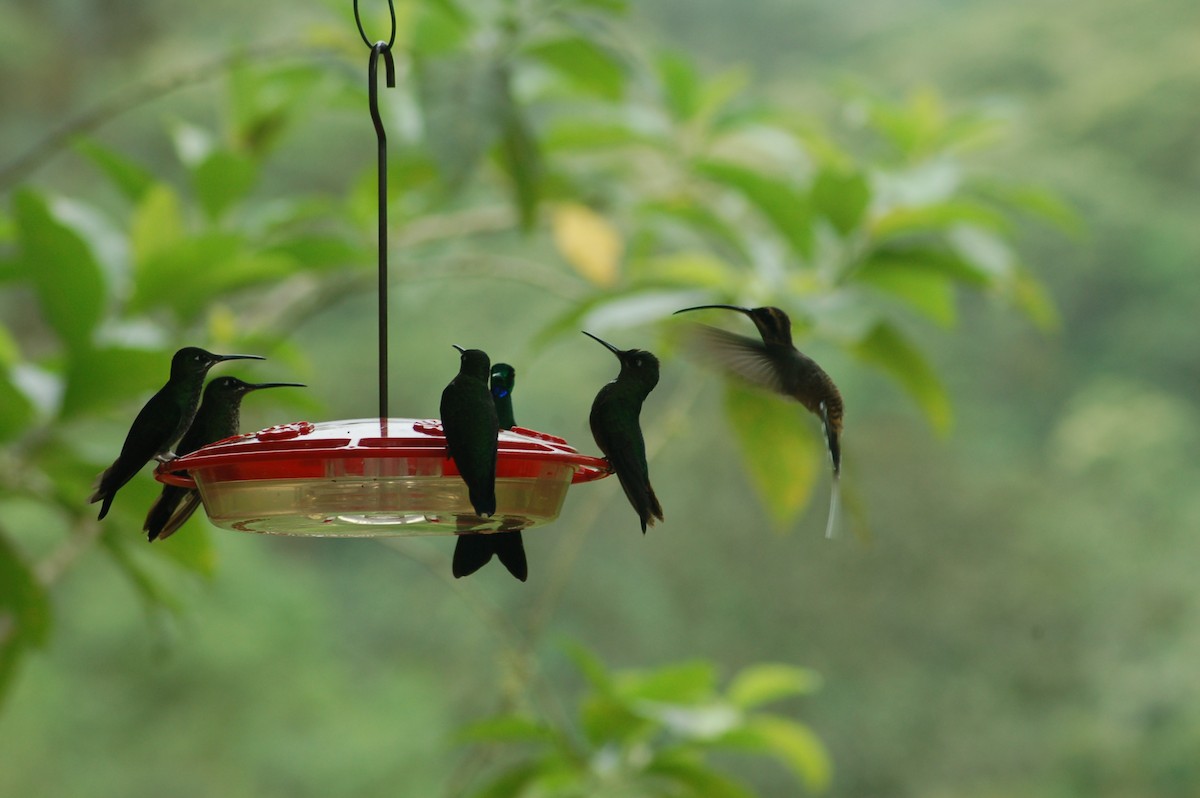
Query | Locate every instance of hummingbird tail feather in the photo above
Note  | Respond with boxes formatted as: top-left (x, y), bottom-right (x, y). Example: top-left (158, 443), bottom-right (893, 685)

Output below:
top-left (493, 531), bottom-right (528, 582)
top-left (824, 477), bottom-right (842, 540)
top-left (453, 535), bottom-right (495, 578)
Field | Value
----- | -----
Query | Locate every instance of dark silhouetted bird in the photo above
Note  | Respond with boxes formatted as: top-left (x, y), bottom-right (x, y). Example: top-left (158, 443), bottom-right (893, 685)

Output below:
top-left (584, 331), bottom-right (663, 533)
top-left (452, 362), bottom-right (527, 581)
top-left (440, 345), bottom-right (498, 519)
top-left (674, 303), bottom-right (844, 536)
top-left (145, 377), bottom-right (304, 541)
top-left (90, 347), bottom-right (263, 520)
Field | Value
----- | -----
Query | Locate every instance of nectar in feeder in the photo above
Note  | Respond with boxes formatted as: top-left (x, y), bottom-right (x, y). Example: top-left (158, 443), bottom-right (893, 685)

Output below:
top-left (155, 418), bottom-right (609, 537)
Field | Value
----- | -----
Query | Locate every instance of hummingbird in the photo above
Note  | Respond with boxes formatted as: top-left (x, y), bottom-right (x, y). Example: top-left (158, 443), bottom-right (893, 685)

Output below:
top-left (673, 304), bottom-right (844, 536)
top-left (452, 361), bottom-right (527, 581)
top-left (440, 345), bottom-right (499, 519)
top-left (584, 331), bottom-right (663, 533)
top-left (144, 376), bottom-right (305, 541)
top-left (90, 347), bottom-right (264, 521)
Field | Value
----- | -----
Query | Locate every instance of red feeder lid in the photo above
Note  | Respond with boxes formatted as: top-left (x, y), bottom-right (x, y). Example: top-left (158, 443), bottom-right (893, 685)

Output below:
top-left (154, 418), bottom-right (612, 537)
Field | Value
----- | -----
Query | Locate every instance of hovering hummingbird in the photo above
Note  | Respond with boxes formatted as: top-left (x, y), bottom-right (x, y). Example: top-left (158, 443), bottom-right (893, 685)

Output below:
top-left (90, 347), bottom-right (264, 521)
top-left (452, 362), bottom-right (527, 581)
top-left (584, 331), bottom-right (663, 533)
top-left (440, 345), bottom-right (499, 519)
top-left (673, 304), bottom-right (844, 535)
top-left (144, 376), bottom-right (305, 542)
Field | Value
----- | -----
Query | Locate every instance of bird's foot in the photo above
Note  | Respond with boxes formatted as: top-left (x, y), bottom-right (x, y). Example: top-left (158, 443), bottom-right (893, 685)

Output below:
top-left (154, 451), bottom-right (179, 464)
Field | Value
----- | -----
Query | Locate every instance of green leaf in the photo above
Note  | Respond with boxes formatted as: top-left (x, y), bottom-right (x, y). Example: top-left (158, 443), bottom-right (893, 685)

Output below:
top-left (852, 321), bottom-right (952, 435)
top-left (854, 262), bottom-right (957, 327)
top-left (60, 345), bottom-right (168, 419)
top-left (458, 715), bottom-right (557, 744)
top-left (468, 761), bottom-right (549, 798)
top-left (131, 183), bottom-right (187, 268)
top-left (133, 232), bottom-right (299, 321)
top-left (525, 36), bottom-right (625, 101)
top-left (723, 383), bottom-right (820, 531)
top-left (696, 160), bottom-right (813, 259)
top-left (412, 0), bottom-right (471, 56)
top-left (717, 714), bottom-right (832, 792)
top-left (0, 365), bottom-right (35, 442)
top-left (973, 180), bottom-right (1083, 236)
top-left (616, 661), bottom-right (717, 704)
top-left (727, 663), bottom-right (822, 709)
top-left (1011, 264), bottom-right (1059, 332)
top-left (859, 245), bottom-right (990, 287)
top-left (416, 54), bottom-right (507, 190)
top-left (871, 201), bottom-right (1011, 241)
top-left (496, 73), bottom-right (543, 231)
top-left (564, 641), bottom-right (614, 693)
top-left (645, 756), bottom-right (757, 798)
top-left (657, 51), bottom-right (699, 122)
top-left (265, 235), bottom-right (364, 271)
top-left (12, 189), bottom-right (107, 352)
top-left (812, 168), bottom-right (871, 235)
top-left (75, 138), bottom-right (155, 203)
top-left (629, 253), bottom-right (734, 290)
top-left (543, 120), bottom-right (657, 152)
top-left (640, 200), bottom-right (751, 263)
top-left (0, 528), bottom-right (52, 710)
top-left (192, 149), bottom-right (258, 220)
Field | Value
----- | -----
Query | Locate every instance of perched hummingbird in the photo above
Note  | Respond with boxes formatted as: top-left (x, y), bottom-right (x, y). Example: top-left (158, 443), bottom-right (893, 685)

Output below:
top-left (452, 362), bottom-right (527, 581)
top-left (144, 376), bottom-right (305, 542)
top-left (673, 304), bottom-right (844, 536)
top-left (584, 331), bottom-right (663, 533)
top-left (440, 345), bottom-right (499, 519)
top-left (90, 347), bottom-right (264, 520)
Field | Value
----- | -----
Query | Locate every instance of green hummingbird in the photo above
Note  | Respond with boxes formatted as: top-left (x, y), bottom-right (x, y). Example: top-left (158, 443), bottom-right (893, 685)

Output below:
top-left (673, 304), bottom-right (844, 536)
top-left (584, 331), bottom-right (663, 533)
top-left (440, 345), bottom-right (498, 519)
top-left (144, 376), bottom-right (305, 541)
top-left (452, 362), bottom-right (528, 581)
top-left (90, 346), bottom-right (264, 520)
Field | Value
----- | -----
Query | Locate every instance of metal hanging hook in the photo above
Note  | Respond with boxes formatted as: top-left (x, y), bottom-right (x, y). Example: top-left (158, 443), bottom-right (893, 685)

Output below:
top-left (355, 0), bottom-right (397, 421)
top-left (354, 0), bottom-right (396, 50)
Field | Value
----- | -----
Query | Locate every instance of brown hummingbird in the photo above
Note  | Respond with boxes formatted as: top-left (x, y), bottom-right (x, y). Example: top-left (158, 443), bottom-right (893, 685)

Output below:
top-left (673, 304), bottom-right (844, 535)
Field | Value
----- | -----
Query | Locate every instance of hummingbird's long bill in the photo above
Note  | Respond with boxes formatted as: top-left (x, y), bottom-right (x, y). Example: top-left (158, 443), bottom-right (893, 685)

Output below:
top-left (581, 330), bottom-right (622, 356)
top-left (673, 304), bottom-right (753, 316)
top-left (452, 344), bottom-right (466, 353)
top-left (245, 382), bottom-right (307, 391)
top-left (215, 353), bottom-right (266, 362)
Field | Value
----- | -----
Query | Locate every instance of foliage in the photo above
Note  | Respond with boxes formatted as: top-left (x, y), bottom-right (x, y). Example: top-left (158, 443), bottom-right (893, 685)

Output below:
top-left (0, 0), bottom-right (1068, 792)
top-left (460, 647), bottom-right (828, 797)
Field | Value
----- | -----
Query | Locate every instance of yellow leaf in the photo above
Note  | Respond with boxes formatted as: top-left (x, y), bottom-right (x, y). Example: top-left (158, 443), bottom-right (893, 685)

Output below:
top-left (552, 202), bottom-right (622, 287)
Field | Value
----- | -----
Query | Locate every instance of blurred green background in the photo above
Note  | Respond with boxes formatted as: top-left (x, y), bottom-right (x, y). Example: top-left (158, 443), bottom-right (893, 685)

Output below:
top-left (2, 0), bottom-right (1198, 796)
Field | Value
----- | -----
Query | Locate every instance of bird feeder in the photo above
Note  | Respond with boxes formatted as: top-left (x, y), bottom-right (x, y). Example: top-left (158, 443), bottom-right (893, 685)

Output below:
top-left (156, 419), bottom-right (609, 536)
top-left (151, 3), bottom-right (613, 537)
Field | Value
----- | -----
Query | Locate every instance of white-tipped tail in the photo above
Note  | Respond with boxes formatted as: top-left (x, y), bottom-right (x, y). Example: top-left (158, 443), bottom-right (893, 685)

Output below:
top-left (824, 477), bottom-right (842, 540)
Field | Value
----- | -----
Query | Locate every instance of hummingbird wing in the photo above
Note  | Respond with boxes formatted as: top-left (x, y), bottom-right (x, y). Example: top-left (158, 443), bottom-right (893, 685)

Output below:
top-left (440, 377), bottom-right (499, 517)
top-left (91, 389), bottom-right (189, 519)
top-left (589, 386), bottom-right (663, 533)
top-left (687, 324), bottom-right (790, 395)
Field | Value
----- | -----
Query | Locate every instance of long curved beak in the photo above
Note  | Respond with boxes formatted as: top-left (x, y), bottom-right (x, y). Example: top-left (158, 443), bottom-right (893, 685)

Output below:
top-left (244, 382), bottom-right (306, 392)
top-left (673, 304), bottom-right (751, 316)
top-left (214, 353), bottom-right (266, 362)
top-left (582, 330), bottom-right (622, 357)
top-left (452, 344), bottom-right (466, 354)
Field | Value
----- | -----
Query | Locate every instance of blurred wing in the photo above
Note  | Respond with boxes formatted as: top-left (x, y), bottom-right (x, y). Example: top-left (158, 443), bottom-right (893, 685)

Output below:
top-left (687, 324), bottom-right (787, 394)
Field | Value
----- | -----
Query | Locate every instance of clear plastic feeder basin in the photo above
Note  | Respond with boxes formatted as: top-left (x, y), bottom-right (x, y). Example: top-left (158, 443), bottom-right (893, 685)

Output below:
top-left (155, 418), bottom-right (611, 536)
